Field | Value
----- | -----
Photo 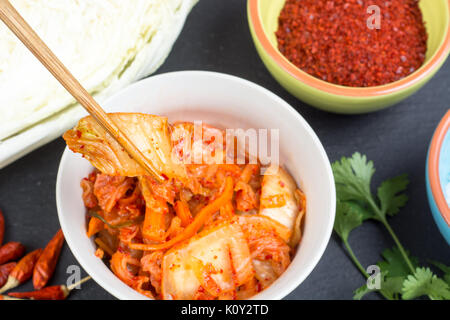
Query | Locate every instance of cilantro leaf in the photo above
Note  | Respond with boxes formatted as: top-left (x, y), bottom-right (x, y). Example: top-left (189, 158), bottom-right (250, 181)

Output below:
top-left (353, 284), bottom-right (372, 300)
top-left (333, 200), bottom-right (375, 241)
top-left (331, 153), bottom-right (433, 300)
top-left (377, 174), bottom-right (409, 217)
top-left (354, 247), bottom-right (419, 300)
top-left (353, 273), bottom-right (404, 300)
top-left (378, 247), bottom-right (418, 278)
top-left (382, 276), bottom-right (407, 300)
top-left (346, 200), bottom-right (375, 221)
top-left (354, 248), bottom-right (419, 300)
top-left (429, 261), bottom-right (450, 285)
top-left (334, 201), bottom-right (364, 241)
top-left (332, 153), bottom-right (374, 203)
top-left (332, 153), bottom-right (409, 222)
top-left (402, 267), bottom-right (450, 300)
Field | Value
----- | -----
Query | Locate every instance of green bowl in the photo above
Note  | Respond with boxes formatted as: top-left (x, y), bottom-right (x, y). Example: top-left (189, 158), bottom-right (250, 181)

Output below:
top-left (248, 0), bottom-right (450, 114)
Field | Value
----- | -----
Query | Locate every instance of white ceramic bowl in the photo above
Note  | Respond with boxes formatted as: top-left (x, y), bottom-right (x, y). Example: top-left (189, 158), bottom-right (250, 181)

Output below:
top-left (56, 71), bottom-right (336, 300)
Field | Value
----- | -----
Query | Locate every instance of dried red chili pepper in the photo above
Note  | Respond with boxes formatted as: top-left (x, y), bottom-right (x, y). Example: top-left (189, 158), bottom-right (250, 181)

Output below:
top-left (0, 248), bottom-right (42, 293)
top-left (0, 209), bottom-right (4, 246)
top-left (0, 294), bottom-right (21, 300)
top-left (276, 0), bottom-right (428, 87)
top-left (33, 229), bottom-right (65, 289)
top-left (8, 276), bottom-right (91, 300)
top-left (0, 242), bottom-right (25, 265)
top-left (9, 285), bottom-right (67, 300)
top-left (0, 262), bottom-right (16, 288)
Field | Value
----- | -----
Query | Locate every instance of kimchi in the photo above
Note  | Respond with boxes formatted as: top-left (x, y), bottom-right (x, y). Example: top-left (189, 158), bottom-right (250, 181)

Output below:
top-left (64, 113), bottom-right (306, 300)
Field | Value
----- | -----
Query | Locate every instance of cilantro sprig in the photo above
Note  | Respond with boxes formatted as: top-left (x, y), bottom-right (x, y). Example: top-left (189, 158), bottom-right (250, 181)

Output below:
top-left (332, 153), bottom-right (450, 300)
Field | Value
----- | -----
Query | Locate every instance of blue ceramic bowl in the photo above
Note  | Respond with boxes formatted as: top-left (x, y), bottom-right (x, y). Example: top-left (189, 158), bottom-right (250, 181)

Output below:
top-left (426, 110), bottom-right (450, 245)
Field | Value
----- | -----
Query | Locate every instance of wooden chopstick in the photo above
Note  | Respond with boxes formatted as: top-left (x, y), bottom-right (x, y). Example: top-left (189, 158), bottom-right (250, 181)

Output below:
top-left (0, 0), bottom-right (163, 182)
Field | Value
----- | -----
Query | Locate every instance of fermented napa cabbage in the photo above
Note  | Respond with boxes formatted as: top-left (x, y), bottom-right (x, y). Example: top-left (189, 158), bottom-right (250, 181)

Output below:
top-left (0, 0), bottom-right (197, 168)
top-left (63, 113), bottom-right (187, 179)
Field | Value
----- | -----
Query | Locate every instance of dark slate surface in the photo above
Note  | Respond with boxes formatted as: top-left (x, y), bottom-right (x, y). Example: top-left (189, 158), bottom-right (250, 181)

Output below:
top-left (0, 0), bottom-right (449, 300)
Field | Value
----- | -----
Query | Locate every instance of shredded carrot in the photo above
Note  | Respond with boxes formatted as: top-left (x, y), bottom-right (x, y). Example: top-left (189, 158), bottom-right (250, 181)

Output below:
top-left (110, 252), bottom-right (140, 287)
top-left (94, 238), bottom-right (114, 256)
top-left (129, 176), bottom-right (234, 251)
top-left (165, 217), bottom-right (184, 240)
top-left (174, 200), bottom-right (193, 227)
top-left (87, 217), bottom-right (104, 238)
top-left (142, 203), bottom-right (167, 242)
top-left (140, 178), bottom-right (169, 242)
top-left (219, 201), bottom-right (234, 220)
top-left (118, 186), bottom-right (140, 206)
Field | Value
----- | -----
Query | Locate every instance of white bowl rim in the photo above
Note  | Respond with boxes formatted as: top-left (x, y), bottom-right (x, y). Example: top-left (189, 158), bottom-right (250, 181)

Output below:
top-left (56, 70), bottom-right (336, 300)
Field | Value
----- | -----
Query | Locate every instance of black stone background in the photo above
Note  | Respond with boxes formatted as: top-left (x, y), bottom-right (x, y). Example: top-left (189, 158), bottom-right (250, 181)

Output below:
top-left (0, 0), bottom-right (449, 300)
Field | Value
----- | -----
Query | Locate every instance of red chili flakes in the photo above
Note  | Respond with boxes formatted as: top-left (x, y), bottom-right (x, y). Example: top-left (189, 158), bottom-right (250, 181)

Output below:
top-left (276, 0), bottom-right (428, 87)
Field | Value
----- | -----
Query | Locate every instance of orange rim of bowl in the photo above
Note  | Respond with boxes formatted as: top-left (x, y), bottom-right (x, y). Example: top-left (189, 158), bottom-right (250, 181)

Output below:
top-left (248, 0), bottom-right (450, 97)
top-left (428, 110), bottom-right (450, 226)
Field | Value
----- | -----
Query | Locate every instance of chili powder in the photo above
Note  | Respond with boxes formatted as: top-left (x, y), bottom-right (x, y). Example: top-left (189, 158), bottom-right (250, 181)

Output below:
top-left (276, 0), bottom-right (428, 87)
